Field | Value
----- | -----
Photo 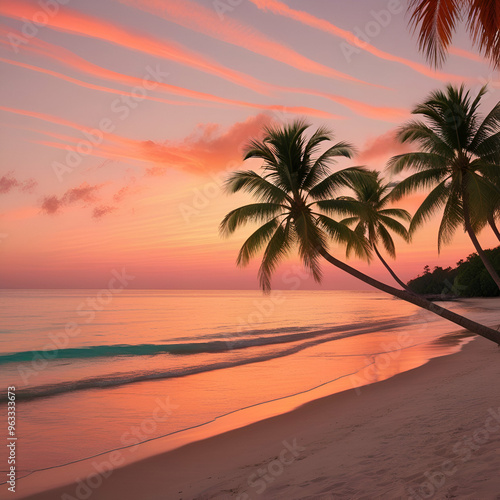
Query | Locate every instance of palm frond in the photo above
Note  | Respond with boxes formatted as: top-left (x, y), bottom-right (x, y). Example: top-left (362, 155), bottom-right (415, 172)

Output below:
top-left (258, 219), bottom-right (294, 292)
top-left (236, 218), bottom-right (281, 267)
top-left (301, 141), bottom-right (355, 190)
top-left (301, 126), bottom-right (334, 172)
top-left (409, 179), bottom-right (451, 233)
top-left (339, 216), bottom-right (360, 227)
top-left (437, 185), bottom-right (463, 251)
top-left (388, 152), bottom-right (449, 174)
top-left (472, 131), bottom-right (500, 163)
top-left (345, 222), bottom-right (370, 260)
top-left (220, 203), bottom-right (285, 236)
top-left (378, 208), bottom-right (412, 222)
top-left (378, 214), bottom-right (411, 242)
top-left (314, 198), bottom-right (374, 219)
top-left (389, 168), bottom-right (448, 200)
top-left (261, 121), bottom-right (309, 193)
top-left (377, 223), bottom-right (397, 258)
top-left (293, 212), bottom-right (326, 283)
top-left (466, 0), bottom-right (500, 68)
top-left (397, 120), bottom-right (454, 157)
top-left (471, 160), bottom-right (500, 186)
top-left (464, 172), bottom-right (499, 231)
top-left (316, 214), bottom-right (371, 260)
top-left (224, 171), bottom-right (291, 204)
top-left (308, 166), bottom-right (370, 200)
top-left (408, 0), bottom-right (461, 67)
top-left (469, 97), bottom-right (500, 151)
top-left (244, 141), bottom-right (277, 166)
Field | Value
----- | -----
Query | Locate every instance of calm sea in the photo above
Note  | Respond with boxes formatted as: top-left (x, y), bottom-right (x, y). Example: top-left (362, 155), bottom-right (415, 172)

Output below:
top-left (0, 289), bottom-right (497, 483)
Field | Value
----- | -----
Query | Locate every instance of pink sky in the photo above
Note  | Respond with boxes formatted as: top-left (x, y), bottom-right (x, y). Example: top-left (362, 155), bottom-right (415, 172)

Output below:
top-left (0, 0), bottom-right (498, 289)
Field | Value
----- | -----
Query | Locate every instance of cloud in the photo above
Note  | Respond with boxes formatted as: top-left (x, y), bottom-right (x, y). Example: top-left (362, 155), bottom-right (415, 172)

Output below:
top-left (0, 0), bottom-right (269, 94)
top-left (116, 0), bottom-right (372, 86)
top-left (137, 113), bottom-right (275, 173)
top-left (145, 165), bottom-right (168, 177)
top-left (113, 183), bottom-right (142, 202)
top-left (247, 0), bottom-right (470, 84)
top-left (92, 205), bottom-right (116, 219)
top-left (40, 195), bottom-right (61, 215)
top-left (40, 182), bottom-right (103, 215)
top-left (0, 172), bottom-right (37, 194)
top-left (0, 55), bottom-right (194, 109)
top-left (449, 46), bottom-right (487, 63)
top-left (282, 88), bottom-right (409, 122)
top-left (39, 180), bottom-right (143, 218)
top-left (357, 130), bottom-right (413, 164)
top-left (0, 48), bottom-right (335, 120)
top-left (23, 111), bottom-right (275, 174)
top-left (63, 183), bottom-right (101, 204)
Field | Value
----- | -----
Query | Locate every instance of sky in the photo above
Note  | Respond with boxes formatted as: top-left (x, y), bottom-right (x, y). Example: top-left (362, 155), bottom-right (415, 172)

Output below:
top-left (0, 0), bottom-right (499, 290)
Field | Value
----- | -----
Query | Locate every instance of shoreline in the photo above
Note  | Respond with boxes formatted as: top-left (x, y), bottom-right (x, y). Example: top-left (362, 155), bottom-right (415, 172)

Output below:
top-left (18, 333), bottom-right (500, 500)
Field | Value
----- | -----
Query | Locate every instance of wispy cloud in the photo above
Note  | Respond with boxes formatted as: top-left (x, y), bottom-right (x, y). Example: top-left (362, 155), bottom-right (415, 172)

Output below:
top-left (0, 27), bottom-right (335, 119)
top-left (40, 182), bottom-right (103, 215)
top-left (0, 0), bottom-right (270, 94)
top-left (357, 129), bottom-right (412, 164)
top-left (136, 113), bottom-right (275, 173)
top-left (92, 205), bottom-right (116, 219)
top-left (0, 3), bottom-right (403, 122)
top-left (448, 46), bottom-right (487, 64)
top-left (248, 0), bottom-right (470, 83)
top-left (116, 0), bottom-right (373, 86)
top-left (0, 42), bottom-right (399, 123)
top-left (0, 171), bottom-right (37, 194)
top-left (35, 113), bottom-right (271, 218)
top-left (282, 87), bottom-right (409, 122)
top-left (2, 105), bottom-right (274, 174)
top-left (0, 55), bottom-right (201, 108)
top-left (38, 182), bottom-right (135, 219)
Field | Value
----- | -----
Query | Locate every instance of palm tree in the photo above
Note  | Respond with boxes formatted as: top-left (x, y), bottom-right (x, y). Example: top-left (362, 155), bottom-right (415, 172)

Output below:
top-left (389, 84), bottom-right (500, 291)
top-left (488, 210), bottom-right (500, 241)
top-left (220, 120), bottom-right (500, 345)
top-left (486, 179), bottom-right (500, 242)
top-left (408, 0), bottom-right (500, 68)
top-left (339, 170), bottom-right (413, 292)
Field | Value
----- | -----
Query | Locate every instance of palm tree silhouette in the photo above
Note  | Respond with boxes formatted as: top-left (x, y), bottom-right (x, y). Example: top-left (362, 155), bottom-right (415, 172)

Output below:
top-left (408, 0), bottom-right (500, 68)
top-left (487, 177), bottom-right (500, 242)
top-left (220, 121), bottom-right (500, 344)
top-left (488, 210), bottom-right (500, 242)
top-left (339, 170), bottom-right (414, 292)
top-left (389, 84), bottom-right (500, 291)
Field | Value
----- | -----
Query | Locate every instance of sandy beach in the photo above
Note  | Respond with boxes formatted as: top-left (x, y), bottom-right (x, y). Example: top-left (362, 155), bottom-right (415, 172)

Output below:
top-left (20, 332), bottom-right (500, 500)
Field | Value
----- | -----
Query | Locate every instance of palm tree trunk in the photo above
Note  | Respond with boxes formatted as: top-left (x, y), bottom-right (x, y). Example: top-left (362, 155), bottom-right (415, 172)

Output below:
top-left (488, 214), bottom-right (500, 242)
top-left (372, 244), bottom-right (414, 293)
top-left (318, 247), bottom-right (500, 345)
top-left (462, 189), bottom-right (500, 290)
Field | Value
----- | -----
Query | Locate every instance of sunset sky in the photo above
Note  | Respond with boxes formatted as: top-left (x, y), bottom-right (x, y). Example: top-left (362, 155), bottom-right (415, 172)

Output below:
top-left (0, 0), bottom-right (499, 289)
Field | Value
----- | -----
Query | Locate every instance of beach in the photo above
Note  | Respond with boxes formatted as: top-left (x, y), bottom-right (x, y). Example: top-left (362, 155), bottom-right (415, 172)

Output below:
top-left (19, 327), bottom-right (500, 499)
top-left (2, 0), bottom-right (500, 497)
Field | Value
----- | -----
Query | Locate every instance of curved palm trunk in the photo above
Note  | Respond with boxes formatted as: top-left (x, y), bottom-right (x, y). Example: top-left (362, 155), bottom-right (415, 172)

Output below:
top-left (372, 244), bottom-right (414, 293)
top-left (318, 247), bottom-right (500, 345)
top-left (462, 190), bottom-right (500, 290)
top-left (488, 214), bottom-right (500, 242)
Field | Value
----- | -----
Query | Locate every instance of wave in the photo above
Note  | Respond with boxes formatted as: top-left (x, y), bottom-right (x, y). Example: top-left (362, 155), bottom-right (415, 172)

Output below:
top-left (0, 318), bottom-right (419, 403)
top-left (0, 318), bottom-right (413, 366)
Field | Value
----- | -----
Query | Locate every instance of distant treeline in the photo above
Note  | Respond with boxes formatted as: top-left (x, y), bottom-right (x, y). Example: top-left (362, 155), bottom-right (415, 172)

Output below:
top-left (408, 246), bottom-right (500, 298)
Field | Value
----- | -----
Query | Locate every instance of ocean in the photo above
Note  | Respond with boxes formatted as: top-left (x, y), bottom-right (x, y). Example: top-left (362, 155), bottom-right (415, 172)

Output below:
top-left (0, 289), bottom-right (497, 485)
